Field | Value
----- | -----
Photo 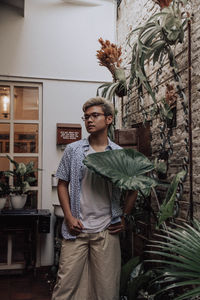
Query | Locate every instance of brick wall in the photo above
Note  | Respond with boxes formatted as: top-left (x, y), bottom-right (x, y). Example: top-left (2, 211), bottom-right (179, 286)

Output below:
top-left (116, 0), bottom-right (200, 220)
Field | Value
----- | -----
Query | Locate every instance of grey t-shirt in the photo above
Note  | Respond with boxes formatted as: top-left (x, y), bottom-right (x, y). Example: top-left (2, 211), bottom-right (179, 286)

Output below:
top-left (80, 146), bottom-right (112, 233)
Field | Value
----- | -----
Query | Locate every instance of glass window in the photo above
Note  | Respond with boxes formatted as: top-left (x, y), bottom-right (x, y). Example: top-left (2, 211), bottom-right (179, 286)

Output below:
top-left (0, 82), bottom-right (41, 211)
top-left (0, 82), bottom-right (41, 270)
top-left (14, 87), bottom-right (39, 120)
top-left (14, 124), bottom-right (38, 153)
top-left (0, 87), bottom-right (10, 120)
top-left (0, 123), bottom-right (10, 153)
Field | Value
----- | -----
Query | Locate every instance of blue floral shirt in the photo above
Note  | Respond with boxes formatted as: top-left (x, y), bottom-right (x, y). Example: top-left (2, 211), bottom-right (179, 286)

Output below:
top-left (56, 138), bottom-right (122, 239)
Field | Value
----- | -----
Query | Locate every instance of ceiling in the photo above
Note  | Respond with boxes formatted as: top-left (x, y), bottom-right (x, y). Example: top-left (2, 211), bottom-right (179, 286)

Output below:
top-left (0, 0), bottom-right (24, 16)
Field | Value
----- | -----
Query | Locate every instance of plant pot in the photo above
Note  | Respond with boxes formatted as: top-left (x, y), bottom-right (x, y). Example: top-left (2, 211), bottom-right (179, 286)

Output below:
top-left (0, 197), bottom-right (7, 210)
top-left (10, 194), bottom-right (27, 209)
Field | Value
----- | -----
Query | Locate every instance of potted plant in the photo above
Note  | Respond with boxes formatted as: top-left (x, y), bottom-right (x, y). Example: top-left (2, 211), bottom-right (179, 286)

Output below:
top-left (4, 155), bottom-right (39, 209)
top-left (0, 173), bottom-right (10, 210)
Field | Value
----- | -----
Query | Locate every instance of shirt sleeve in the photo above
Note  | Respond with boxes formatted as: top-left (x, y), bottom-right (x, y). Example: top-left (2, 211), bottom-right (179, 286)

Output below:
top-left (56, 145), bottom-right (72, 182)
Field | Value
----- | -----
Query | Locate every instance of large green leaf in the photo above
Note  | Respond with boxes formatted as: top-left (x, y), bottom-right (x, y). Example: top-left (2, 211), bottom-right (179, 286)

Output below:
top-left (83, 149), bottom-right (157, 192)
top-left (157, 170), bottom-right (186, 227)
top-left (120, 256), bottom-right (140, 296)
top-left (147, 220), bottom-right (200, 299)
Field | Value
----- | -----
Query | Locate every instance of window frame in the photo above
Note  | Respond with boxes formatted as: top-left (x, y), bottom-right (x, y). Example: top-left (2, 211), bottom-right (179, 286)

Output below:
top-left (0, 81), bottom-right (42, 208)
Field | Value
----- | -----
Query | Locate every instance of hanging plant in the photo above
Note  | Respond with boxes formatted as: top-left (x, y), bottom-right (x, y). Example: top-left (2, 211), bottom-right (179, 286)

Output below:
top-left (127, 0), bottom-right (189, 111)
top-left (96, 38), bottom-right (127, 99)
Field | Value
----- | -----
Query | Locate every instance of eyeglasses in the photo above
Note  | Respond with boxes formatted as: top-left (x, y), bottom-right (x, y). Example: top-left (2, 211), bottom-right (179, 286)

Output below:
top-left (81, 112), bottom-right (106, 121)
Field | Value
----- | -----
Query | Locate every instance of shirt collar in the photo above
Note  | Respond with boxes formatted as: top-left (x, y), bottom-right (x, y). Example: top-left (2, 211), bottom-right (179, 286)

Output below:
top-left (82, 137), bottom-right (113, 151)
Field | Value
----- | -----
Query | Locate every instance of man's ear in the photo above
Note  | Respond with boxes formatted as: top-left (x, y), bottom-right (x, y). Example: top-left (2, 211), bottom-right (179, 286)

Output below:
top-left (106, 115), bottom-right (113, 125)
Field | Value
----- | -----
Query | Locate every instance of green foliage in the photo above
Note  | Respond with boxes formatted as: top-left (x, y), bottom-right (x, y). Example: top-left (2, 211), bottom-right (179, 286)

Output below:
top-left (128, 2), bottom-right (188, 106)
top-left (97, 68), bottom-right (127, 100)
top-left (83, 148), bottom-right (184, 224)
top-left (146, 220), bottom-right (200, 299)
top-left (0, 178), bottom-right (10, 197)
top-left (83, 148), bottom-right (157, 194)
top-left (159, 98), bottom-right (173, 122)
top-left (107, 123), bottom-right (115, 141)
top-left (83, 148), bottom-right (190, 298)
top-left (4, 155), bottom-right (40, 195)
top-left (120, 256), bottom-right (140, 296)
top-left (154, 158), bottom-right (167, 175)
top-left (120, 257), bottom-right (158, 299)
top-left (157, 170), bottom-right (186, 227)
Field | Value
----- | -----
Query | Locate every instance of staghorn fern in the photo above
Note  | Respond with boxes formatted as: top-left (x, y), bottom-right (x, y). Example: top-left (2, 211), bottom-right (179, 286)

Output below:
top-left (127, 0), bottom-right (189, 109)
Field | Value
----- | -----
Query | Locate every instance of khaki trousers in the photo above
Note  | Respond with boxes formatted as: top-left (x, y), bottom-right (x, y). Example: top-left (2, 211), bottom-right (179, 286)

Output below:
top-left (51, 230), bottom-right (121, 300)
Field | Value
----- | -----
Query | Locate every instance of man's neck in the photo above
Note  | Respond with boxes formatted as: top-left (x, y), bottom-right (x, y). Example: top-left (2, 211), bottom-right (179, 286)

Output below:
top-left (89, 132), bottom-right (109, 152)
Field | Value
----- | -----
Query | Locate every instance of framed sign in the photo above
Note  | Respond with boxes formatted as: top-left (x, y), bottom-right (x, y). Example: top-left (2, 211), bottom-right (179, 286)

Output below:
top-left (57, 123), bottom-right (82, 145)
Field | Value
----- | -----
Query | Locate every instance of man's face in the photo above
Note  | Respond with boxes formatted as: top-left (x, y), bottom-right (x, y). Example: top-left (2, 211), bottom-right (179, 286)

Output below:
top-left (83, 105), bottom-right (112, 135)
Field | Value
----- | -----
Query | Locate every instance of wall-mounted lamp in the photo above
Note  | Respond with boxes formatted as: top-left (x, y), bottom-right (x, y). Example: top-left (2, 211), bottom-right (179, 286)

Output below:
top-left (2, 96), bottom-right (10, 118)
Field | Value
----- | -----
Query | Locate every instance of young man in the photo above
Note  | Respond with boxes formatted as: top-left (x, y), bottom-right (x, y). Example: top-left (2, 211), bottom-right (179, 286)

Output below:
top-left (52, 97), bottom-right (137, 300)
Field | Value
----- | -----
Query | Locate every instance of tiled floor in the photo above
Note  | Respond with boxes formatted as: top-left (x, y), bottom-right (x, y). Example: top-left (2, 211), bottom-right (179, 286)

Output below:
top-left (0, 271), bottom-right (52, 300)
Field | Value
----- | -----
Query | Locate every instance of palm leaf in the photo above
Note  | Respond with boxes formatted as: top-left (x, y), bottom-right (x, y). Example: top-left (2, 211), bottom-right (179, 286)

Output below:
top-left (148, 242), bottom-right (200, 265)
top-left (175, 286), bottom-right (200, 300)
top-left (157, 170), bottom-right (186, 227)
top-left (147, 221), bottom-right (200, 299)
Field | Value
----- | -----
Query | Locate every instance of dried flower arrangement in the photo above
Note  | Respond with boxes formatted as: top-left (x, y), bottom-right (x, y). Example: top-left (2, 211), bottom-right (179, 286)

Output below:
top-left (96, 38), bottom-right (127, 99)
top-left (97, 38), bottom-right (122, 81)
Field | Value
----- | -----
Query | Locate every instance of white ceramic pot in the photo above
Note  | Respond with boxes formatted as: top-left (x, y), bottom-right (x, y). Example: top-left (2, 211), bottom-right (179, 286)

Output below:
top-left (10, 194), bottom-right (27, 209)
top-left (0, 197), bottom-right (7, 210)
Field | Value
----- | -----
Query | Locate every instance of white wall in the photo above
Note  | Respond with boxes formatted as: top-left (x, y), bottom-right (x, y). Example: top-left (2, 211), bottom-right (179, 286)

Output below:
top-left (41, 79), bottom-right (101, 265)
top-left (0, 0), bottom-right (116, 81)
top-left (0, 0), bottom-right (116, 266)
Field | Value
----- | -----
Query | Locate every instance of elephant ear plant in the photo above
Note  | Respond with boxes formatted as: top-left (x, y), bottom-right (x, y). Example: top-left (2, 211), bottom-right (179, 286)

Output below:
top-left (83, 148), bottom-right (157, 196)
top-left (84, 148), bottom-right (185, 227)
